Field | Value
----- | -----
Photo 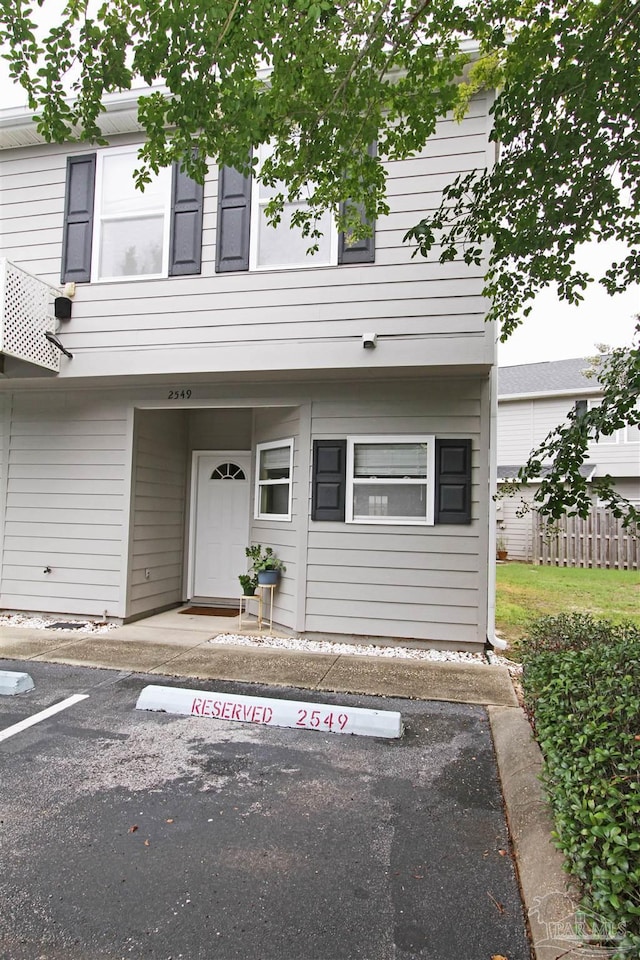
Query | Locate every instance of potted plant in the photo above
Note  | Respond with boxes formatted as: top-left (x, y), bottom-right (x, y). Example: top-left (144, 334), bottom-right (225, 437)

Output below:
top-left (246, 544), bottom-right (286, 585)
top-left (238, 572), bottom-right (258, 596)
top-left (496, 536), bottom-right (508, 561)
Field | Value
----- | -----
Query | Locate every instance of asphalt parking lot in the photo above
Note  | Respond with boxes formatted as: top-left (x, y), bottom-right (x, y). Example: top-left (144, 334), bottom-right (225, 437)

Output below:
top-left (0, 660), bottom-right (531, 960)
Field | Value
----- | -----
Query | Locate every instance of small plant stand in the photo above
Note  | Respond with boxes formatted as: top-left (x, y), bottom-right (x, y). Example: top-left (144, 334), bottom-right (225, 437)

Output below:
top-left (238, 583), bottom-right (275, 633)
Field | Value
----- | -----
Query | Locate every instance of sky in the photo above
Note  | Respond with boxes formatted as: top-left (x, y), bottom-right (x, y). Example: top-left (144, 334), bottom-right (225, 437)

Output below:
top-left (497, 256), bottom-right (639, 367)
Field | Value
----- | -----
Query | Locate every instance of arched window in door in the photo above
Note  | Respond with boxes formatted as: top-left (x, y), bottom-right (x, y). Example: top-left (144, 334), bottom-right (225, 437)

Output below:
top-left (210, 462), bottom-right (246, 480)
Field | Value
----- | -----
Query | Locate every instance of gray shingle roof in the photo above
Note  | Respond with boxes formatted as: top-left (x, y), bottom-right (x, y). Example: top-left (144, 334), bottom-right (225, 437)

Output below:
top-left (498, 357), bottom-right (600, 396)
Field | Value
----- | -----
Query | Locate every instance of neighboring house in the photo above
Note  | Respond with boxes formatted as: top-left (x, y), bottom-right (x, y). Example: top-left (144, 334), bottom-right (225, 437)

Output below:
top-left (497, 358), bottom-right (640, 561)
top-left (0, 91), bottom-right (497, 649)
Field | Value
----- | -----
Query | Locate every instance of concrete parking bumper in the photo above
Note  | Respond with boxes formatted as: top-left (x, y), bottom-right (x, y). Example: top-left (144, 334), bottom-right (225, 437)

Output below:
top-left (0, 668), bottom-right (34, 695)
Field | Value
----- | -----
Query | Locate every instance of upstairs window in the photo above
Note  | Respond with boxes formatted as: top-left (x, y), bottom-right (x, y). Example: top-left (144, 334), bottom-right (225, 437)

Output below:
top-left (94, 148), bottom-right (171, 281)
top-left (61, 149), bottom-right (203, 284)
top-left (216, 146), bottom-right (375, 273)
top-left (250, 144), bottom-right (337, 270)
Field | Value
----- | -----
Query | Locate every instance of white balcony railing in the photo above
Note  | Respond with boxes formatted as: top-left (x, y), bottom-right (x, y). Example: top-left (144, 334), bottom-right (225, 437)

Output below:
top-left (0, 258), bottom-right (61, 372)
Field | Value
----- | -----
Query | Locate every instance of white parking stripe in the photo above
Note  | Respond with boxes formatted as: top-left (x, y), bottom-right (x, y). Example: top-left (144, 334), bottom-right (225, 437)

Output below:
top-left (0, 694), bottom-right (89, 743)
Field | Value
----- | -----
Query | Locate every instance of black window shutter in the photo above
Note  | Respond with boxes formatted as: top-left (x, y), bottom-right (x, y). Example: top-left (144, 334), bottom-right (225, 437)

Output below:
top-left (312, 440), bottom-right (347, 521)
top-left (435, 439), bottom-right (472, 524)
top-left (338, 142), bottom-right (376, 265)
top-left (61, 154), bottom-right (96, 283)
top-left (215, 165), bottom-right (251, 272)
top-left (169, 161), bottom-right (204, 276)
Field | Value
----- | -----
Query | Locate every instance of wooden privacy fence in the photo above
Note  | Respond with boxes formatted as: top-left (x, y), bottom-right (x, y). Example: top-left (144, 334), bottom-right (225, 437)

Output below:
top-left (534, 509), bottom-right (639, 570)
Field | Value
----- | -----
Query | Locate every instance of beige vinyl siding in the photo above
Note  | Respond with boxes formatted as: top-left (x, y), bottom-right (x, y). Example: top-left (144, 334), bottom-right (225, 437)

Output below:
top-left (497, 400), bottom-right (535, 464)
top-left (304, 531), bottom-right (481, 643)
top-left (0, 391), bottom-right (128, 617)
top-left (128, 409), bottom-right (188, 617)
top-left (498, 397), bottom-right (586, 463)
top-left (188, 408), bottom-right (253, 451)
top-left (306, 378), bottom-right (487, 645)
top-left (0, 96), bottom-right (493, 380)
top-left (588, 439), bottom-right (640, 477)
top-left (0, 147), bottom-right (67, 280)
top-left (611, 479), bottom-right (640, 503)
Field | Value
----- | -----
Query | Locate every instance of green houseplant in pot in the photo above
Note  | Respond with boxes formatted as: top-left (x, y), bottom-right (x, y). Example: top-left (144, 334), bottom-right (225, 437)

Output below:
top-left (246, 545), bottom-right (286, 586)
top-left (238, 572), bottom-right (258, 596)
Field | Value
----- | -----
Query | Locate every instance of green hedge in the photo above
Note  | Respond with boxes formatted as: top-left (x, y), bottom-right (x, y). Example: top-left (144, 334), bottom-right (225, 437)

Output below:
top-left (522, 614), bottom-right (640, 959)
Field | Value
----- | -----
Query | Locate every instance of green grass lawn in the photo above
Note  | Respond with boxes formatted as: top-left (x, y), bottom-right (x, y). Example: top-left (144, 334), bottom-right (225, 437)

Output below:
top-left (495, 562), bottom-right (640, 644)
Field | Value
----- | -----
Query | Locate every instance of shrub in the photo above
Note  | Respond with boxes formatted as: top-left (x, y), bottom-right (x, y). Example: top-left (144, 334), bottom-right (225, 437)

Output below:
top-left (523, 611), bottom-right (639, 657)
top-left (522, 616), bottom-right (640, 959)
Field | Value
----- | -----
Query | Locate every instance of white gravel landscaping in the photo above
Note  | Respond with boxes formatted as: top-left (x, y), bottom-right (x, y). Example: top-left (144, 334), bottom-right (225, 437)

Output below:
top-left (209, 632), bottom-right (522, 674)
top-left (0, 613), bottom-right (118, 634)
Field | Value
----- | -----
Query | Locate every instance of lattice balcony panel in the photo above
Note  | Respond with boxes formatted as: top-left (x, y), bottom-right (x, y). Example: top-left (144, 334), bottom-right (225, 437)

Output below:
top-left (0, 259), bottom-right (61, 372)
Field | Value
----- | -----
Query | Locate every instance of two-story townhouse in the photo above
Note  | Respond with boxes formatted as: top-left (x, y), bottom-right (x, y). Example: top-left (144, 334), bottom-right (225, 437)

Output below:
top-left (497, 357), bottom-right (640, 561)
top-left (0, 91), bottom-right (497, 649)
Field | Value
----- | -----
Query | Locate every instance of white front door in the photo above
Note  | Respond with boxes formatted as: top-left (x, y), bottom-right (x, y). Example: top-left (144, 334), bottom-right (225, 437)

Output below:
top-left (191, 452), bottom-right (251, 599)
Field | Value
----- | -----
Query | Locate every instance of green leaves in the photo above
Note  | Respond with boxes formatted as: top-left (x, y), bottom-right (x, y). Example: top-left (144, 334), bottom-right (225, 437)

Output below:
top-left (2, 0), bottom-right (638, 271)
top-left (0, 0), bottom-right (469, 235)
top-left (523, 615), bottom-right (640, 958)
top-left (409, 0), bottom-right (640, 339)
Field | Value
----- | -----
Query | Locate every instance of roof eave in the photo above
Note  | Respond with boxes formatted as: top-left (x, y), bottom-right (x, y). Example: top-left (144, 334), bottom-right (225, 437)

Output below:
top-left (0, 87), bottom-right (161, 150)
top-left (498, 386), bottom-right (602, 402)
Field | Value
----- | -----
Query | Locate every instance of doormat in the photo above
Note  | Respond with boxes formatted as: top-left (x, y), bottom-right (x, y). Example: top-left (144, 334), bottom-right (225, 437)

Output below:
top-left (179, 606), bottom-right (238, 617)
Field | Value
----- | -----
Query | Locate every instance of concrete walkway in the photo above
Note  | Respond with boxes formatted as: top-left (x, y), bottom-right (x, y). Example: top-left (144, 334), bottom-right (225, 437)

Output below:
top-left (0, 607), bottom-right (587, 960)
top-left (0, 608), bottom-right (518, 706)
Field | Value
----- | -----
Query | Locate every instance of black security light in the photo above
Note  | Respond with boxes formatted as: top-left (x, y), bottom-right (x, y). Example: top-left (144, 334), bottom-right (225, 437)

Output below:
top-left (54, 296), bottom-right (72, 320)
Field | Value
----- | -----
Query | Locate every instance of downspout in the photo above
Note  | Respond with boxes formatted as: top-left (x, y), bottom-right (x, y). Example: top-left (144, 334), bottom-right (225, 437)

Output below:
top-left (487, 360), bottom-right (507, 650)
top-left (483, 85), bottom-right (507, 653)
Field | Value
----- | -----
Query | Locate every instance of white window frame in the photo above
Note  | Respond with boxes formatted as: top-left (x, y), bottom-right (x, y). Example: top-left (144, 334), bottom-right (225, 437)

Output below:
top-left (249, 144), bottom-right (338, 271)
top-left (346, 435), bottom-right (436, 526)
top-left (254, 438), bottom-right (294, 521)
top-left (91, 145), bottom-right (172, 282)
